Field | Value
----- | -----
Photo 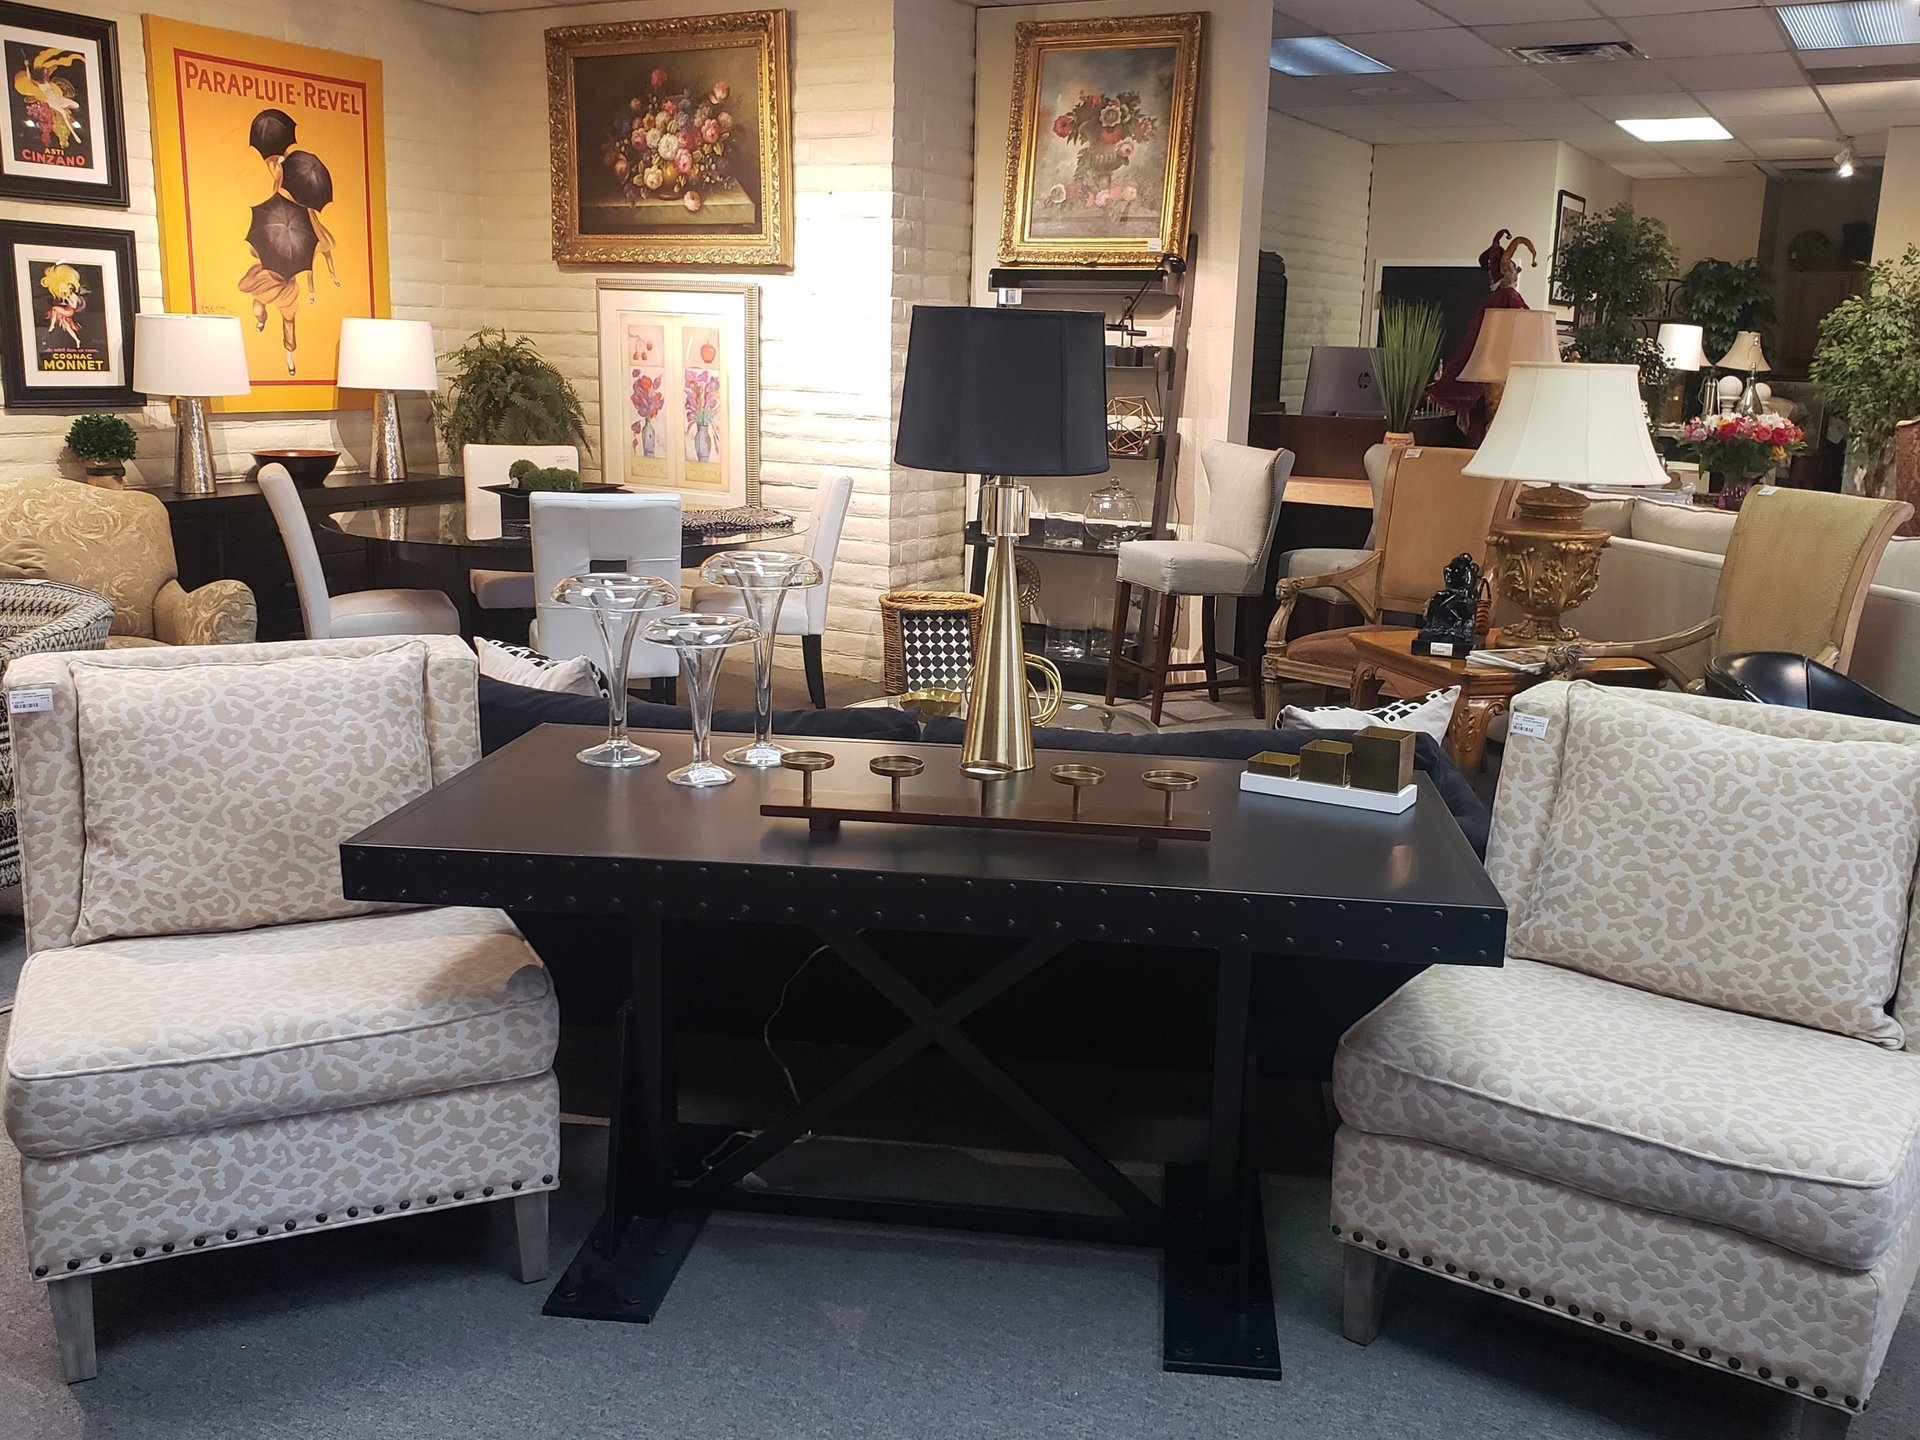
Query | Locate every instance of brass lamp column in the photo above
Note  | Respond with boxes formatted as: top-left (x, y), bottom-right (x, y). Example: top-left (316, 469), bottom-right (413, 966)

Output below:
top-left (894, 305), bottom-right (1109, 773)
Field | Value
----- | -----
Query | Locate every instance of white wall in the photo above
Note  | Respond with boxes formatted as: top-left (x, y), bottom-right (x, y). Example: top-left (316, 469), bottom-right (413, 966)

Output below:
top-left (1261, 111), bottom-right (1372, 414)
top-left (1874, 127), bottom-right (1920, 266)
top-left (1629, 175), bottom-right (1766, 270)
top-left (0, 0), bottom-right (479, 485)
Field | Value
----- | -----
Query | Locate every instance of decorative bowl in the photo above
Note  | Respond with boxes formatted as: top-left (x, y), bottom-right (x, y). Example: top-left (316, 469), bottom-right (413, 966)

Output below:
top-left (481, 481), bottom-right (624, 525)
top-left (253, 449), bottom-right (340, 487)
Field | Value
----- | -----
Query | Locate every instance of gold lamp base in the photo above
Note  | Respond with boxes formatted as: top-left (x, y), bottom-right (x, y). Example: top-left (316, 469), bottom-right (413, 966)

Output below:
top-left (1487, 483), bottom-right (1611, 644)
top-left (962, 479), bottom-right (1037, 773)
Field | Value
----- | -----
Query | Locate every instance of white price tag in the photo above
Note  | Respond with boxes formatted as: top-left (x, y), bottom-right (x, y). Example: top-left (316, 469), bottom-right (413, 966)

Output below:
top-left (1428, 641), bottom-right (1456, 657)
top-left (1510, 712), bottom-right (1549, 739)
top-left (7, 686), bottom-right (53, 714)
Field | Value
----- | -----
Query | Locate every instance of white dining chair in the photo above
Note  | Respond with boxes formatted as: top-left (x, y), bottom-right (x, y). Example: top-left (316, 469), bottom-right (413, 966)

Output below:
top-left (530, 490), bottom-right (683, 694)
top-left (689, 473), bottom-right (852, 707)
top-left (259, 465), bottom-right (461, 640)
top-left (461, 443), bottom-right (580, 612)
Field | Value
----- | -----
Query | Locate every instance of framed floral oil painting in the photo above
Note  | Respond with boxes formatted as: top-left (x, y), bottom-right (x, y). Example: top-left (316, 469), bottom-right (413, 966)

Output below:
top-left (0, 2), bottom-right (129, 207)
top-left (999, 12), bottom-right (1203, 269)
top-left (548, 11), bottom-right (792, 268)
top-left (0, 218), bottom-right (139, 410)
top-left (595, 279), bottom-right (761, 506)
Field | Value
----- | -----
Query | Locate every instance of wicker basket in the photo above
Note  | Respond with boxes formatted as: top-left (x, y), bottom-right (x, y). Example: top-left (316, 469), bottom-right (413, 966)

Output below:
top-left (879, 589), bottom-right (984, 695)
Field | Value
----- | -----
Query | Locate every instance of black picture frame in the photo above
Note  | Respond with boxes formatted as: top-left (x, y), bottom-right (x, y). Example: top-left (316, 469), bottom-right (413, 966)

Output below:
top-left (0, 218), bottom-right (140, 411)
top-left (0, 1), bottom-right (129, 208)
top-left (1550, 188), bottom-right (1587, 308)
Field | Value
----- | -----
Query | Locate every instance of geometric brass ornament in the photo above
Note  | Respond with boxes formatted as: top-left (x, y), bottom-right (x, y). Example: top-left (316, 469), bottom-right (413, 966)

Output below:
top-left (1107, 394), bottom-right (1161, 458)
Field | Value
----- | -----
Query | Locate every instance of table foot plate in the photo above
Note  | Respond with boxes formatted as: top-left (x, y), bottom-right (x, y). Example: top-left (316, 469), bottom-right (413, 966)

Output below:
top-left (1160, 1164), bottom-right (1282, 1380)
top-left (543, 1207), bottom-right (708, 1324)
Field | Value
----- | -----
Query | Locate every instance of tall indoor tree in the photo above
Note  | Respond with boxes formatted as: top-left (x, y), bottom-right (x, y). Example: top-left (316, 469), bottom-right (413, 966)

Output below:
top-left (1551, 203), bottom-right (1677, 392)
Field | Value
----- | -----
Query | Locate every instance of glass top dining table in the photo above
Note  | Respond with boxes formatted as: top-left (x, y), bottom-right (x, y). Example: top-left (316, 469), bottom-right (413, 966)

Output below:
top-left (324, 501), bottom-right (808, 569)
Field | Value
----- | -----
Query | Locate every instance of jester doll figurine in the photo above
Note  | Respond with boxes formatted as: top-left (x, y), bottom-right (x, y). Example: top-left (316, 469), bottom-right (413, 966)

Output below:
top-left (1427, 229), bottom-right (1538, 444)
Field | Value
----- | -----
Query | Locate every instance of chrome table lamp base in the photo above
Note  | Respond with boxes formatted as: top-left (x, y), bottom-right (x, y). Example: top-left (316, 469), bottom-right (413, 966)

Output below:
top-left (369, 390), bottom-right (407, 481)
top-left (173, 397), bottom-right (219, 497)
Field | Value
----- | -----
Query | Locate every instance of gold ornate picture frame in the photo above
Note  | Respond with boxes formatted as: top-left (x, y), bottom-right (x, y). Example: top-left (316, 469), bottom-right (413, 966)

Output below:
top-left (999, 12), bottom-right (1204, 269)
top-left (547, 10), bottom-right (792, 268)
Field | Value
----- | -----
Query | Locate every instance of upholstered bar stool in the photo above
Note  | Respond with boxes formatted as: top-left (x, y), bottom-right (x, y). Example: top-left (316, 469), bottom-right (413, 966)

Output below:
top-left (1104, 441), bottom-right (1293, 726)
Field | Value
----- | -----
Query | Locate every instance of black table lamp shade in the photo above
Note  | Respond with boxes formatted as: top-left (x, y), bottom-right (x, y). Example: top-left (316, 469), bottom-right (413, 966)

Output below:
top-left (894, 306), bottom-right (1109, 477)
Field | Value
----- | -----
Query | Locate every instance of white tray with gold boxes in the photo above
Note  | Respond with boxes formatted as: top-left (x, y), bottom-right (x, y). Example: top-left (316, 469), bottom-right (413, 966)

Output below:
top-left (1237, 729), bottom-right (1419, 814)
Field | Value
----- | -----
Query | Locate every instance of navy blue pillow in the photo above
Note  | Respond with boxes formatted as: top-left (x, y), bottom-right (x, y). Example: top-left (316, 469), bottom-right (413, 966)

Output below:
top-left (919, 718), bottom-right (1490, 857)
top-left (477, 675), bottom-right (918, 754)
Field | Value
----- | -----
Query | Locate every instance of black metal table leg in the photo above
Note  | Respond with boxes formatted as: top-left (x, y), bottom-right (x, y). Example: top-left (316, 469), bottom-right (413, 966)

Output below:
top-left (1161, 943), bottom-right (1281, 1379)
top-left (545, 915), bottom-right (708, 1323)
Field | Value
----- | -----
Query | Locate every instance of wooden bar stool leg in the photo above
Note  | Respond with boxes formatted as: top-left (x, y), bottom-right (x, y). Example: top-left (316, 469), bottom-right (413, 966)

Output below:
top-left (1200, 594), bottom-right (1221, 702)
top-left (1104, 579), bottom-right (1132, 705)
top-left (1150, 589), bottom-right (1177, 728)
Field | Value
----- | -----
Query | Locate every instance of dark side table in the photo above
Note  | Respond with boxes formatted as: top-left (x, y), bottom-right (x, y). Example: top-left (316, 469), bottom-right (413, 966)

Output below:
top-left (341, 725), bottom-right (1505, 1381)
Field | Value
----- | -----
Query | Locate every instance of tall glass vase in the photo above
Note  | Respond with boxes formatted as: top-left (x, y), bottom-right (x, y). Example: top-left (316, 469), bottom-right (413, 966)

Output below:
top-left (641, 612), bottom-right (762, 787)
top-left (698, 550), bottom-right (825, 767)
top-left (552, 573), bottom-right (677, 768)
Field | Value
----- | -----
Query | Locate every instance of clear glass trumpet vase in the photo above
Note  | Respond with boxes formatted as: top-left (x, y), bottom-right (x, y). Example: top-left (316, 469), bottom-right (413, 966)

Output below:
top-left (697, 549), bottom-right (825, 768)
top-left (639, 612), bottom-right (764, 787)
top-left (551, 572), bottom-right (678, 768)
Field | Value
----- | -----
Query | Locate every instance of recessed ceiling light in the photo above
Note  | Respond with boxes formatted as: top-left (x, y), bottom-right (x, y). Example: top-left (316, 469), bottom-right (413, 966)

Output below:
top-left (1617, 116), bottom-right (1735, 142)
top-left (1270, 37), bottom-right (1391, 77)
top-left (1778, 1), bottom-right (1920, 50)
top-left (1348, 84), bottom-right (1411, 95)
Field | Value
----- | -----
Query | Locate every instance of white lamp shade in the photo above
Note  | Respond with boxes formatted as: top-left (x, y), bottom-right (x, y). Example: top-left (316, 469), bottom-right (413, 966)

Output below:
top-left (1656, 322), bottom-right (1706, 372)
top-left (1464, 362), bottom-right (1671, 489)
top-left (336, 317), bottom-right (438, 392)
top-left (1459, 309), bottom-right (1562, 384)
top-left (1717, 330), bottom-right (1770, 373)
top-left (131, 313), bottom-right (250, 398)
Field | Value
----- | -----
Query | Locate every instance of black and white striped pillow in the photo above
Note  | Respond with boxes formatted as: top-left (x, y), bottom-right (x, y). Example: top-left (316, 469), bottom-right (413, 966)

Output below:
top-left (1279, 686), bottom-right (1459, 743)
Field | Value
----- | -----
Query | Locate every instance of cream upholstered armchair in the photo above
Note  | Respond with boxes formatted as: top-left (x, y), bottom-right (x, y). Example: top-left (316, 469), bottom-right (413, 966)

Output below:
top-left (1577, 487), bottom-right (1911, 689)
top-left (1261, 446), bottom-right (1516, 714)
top-left (1332, 681), bottom-right (1920, 1438)
top-left (0, 474), bottom-right (255, 647)
top-left (2, 636), bottom-right (559, 1381)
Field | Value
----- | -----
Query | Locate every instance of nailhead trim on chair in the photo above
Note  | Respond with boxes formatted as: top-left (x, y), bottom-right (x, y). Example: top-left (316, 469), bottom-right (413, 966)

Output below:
top-left (1332, 1232), bottom-right (1866, 1413)
top-left (39, 1174), bottom-right (558, 1281)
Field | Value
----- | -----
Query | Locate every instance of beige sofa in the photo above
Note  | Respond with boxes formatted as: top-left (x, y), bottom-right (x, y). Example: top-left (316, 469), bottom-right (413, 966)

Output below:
top-left (0, 475), bottom-right (255, 647)
top-left (2, 636), bottom-right (559, 1381)
top-left (1568, 496), bottom-right (1920, 710)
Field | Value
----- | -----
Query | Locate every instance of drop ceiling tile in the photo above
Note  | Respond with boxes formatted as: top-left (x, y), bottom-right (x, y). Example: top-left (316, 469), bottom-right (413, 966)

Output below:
top-left (1817, 78), bottom-right (1920, 111)
top-left (1428, 66), bottom-right (1567, 98)
top-left (1586, 0), bottom-right (1752, 13)
top-left (1616, 7), bottom-right (1789, 57)
top-left (1474, 96), bottom-right (1611, 123)
top-left (1720, 111), bottom-right (1844, 138)
top-left (1823, 107), bottom-right (1920, 130)
top-left (1751, 135), bottom-right (1859, 157)
top-left (1432, 123), bottom-right (1533, 139)
top-left (1335, 27), bottom-right (1517, 69)
top-left (1282, 104), bottom-right (1422, 129)
top-left (1692, 85), bottom-right (1825, 114)
top-left (1578, 89), bottom-right (1715, 117)
top-left (1657, 51), bottom-right (1810, 89)
top-left (1611, 158), bottom-right (1695, 175)
top-left (1542, 58), bottom-right (1686, 93)
top-left (1272, 0), bottom-right (1453, 35)
top-left (1370, 100), bottom-right (1505, 124)
top-left (1473, 17), bottom-right (1631, 48)
top-left (1801, 43), bottom-right (1920, 69)
top-left (1424, 0), bottom-right (1599, 21)
top-left (1268, 73), bottom-right (1449, 105)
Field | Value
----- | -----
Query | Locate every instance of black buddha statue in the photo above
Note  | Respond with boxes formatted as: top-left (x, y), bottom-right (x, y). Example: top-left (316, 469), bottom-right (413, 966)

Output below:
top-left (1412, 552), bottom-right (1483, 658)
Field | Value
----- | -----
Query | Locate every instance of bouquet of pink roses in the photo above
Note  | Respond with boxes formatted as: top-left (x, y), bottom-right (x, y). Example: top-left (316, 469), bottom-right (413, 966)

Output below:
top-left (601, 67), bottom-right (738, 215)
top-left (1678, 411), bottom-right (1806, 480)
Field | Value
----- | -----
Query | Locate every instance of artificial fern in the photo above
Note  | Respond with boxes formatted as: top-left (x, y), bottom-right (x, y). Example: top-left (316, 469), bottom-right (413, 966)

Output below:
top-left (434, 328), bottom-right (590, 457)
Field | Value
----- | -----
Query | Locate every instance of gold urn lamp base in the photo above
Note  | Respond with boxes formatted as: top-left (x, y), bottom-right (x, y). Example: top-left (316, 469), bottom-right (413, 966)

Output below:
top-left (1487, 483), bottom-right (1611, 645)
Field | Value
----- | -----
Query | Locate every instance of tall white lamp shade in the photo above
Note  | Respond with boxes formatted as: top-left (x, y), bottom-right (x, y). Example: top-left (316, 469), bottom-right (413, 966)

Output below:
top-left (1465, 361), bottom-right (1671, 490)
top-left (1656, 322), bottom-right (1706, 372)
top-left (1459, 309), bottom-right (1562, 384)
top-left (132, 313), bottom-right (250, 498)
top-left (337, 317), bottom-right (438, 481)
top-left (1717, 331), bottom-right (1770, 374)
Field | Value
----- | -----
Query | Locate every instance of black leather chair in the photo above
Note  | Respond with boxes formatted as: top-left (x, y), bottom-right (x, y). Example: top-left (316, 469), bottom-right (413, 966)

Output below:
top-left (1703, 651), bottom-right (1920, 724)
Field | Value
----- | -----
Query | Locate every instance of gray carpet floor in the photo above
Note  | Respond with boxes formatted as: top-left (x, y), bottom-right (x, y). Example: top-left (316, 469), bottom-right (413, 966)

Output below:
top-left (1, 1041), bottom-right (1915, 1440)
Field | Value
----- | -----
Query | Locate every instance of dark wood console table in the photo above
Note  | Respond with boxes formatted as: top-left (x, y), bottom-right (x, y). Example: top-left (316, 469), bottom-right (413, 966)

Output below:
top-left (341, 725), bottom-right (1505, 1381)
top-left (157, 470), bottom-right (463, 640)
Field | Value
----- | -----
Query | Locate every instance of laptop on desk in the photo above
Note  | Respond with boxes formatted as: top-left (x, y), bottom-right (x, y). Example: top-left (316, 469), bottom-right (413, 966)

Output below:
top-left (1302, 345), bottom-right (1386, 418)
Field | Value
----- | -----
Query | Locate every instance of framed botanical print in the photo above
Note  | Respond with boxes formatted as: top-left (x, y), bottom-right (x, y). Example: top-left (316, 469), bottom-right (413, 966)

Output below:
top-left (1551, 190), bottom-right (1587, 307)
top-left (999, 12), bottom-right (1204, 268)
top-left (548, 11), bottom-right (792, 268)
top-left (0, 219), bottom-right (138, 410)
top-left (0, 2), bottom-right (129, 207)
top-left (595, 279), bottom-right (760, 506)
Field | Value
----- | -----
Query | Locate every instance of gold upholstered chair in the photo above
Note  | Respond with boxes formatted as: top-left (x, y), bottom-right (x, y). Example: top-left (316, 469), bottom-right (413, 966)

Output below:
top-left (1260, 446), bottom-right (1517, 715)
top-left (1578, 487), bottom-right (1911, 689)
top-left (0, 475), bottom-right (255, 648)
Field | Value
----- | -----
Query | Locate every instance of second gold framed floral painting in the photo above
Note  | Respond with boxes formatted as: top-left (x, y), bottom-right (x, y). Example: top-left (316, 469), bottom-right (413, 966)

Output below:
top-left (999, 12), bottom-right (1204, 269)
top-left (547, 9), bottom-right (791, 267)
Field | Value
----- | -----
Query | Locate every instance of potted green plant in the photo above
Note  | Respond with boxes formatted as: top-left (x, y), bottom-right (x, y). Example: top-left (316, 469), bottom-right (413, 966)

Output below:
top-left (1677, 258), bottom-right (1774, 362)
top-left (1811, 244), bottom-right (1920, 500)
top-left (1551, 203), bottom-right (1675, 393)
top-left (64, 414), bottom-right (139, 486)
top-left (434, 328), bottom-right (591, 459)
top-left (1376, 300), bottom-right (1446, 443)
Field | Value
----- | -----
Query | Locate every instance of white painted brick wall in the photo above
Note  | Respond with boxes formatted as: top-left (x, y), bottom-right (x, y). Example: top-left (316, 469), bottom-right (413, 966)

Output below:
top-left (0, 0), bottom-right (481, 486)
top-left (1261, 111), bottom-right (1373, 414)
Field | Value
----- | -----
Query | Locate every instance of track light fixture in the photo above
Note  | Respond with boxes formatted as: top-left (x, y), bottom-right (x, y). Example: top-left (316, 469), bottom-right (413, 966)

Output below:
top-left (1837, 141), bottom-right (1856, 177)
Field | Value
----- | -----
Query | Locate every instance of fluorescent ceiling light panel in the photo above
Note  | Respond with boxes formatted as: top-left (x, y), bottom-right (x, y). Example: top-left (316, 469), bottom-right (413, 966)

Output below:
top-left (1270, 37), bottom-right (1392, 76)
top-left (1616, 116), bottom-right (1734, 141)
top-left (1778, 2), bottom-right (1920, 50)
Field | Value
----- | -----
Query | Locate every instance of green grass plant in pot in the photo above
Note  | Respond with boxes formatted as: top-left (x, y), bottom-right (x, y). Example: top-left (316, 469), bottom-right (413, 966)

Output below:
top-left (1364, 300), bottom-right (1446, 494)
top-left (64, 414), bottom-right (139, 486)
top-left (434, 328), bottom-right (591, 458)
